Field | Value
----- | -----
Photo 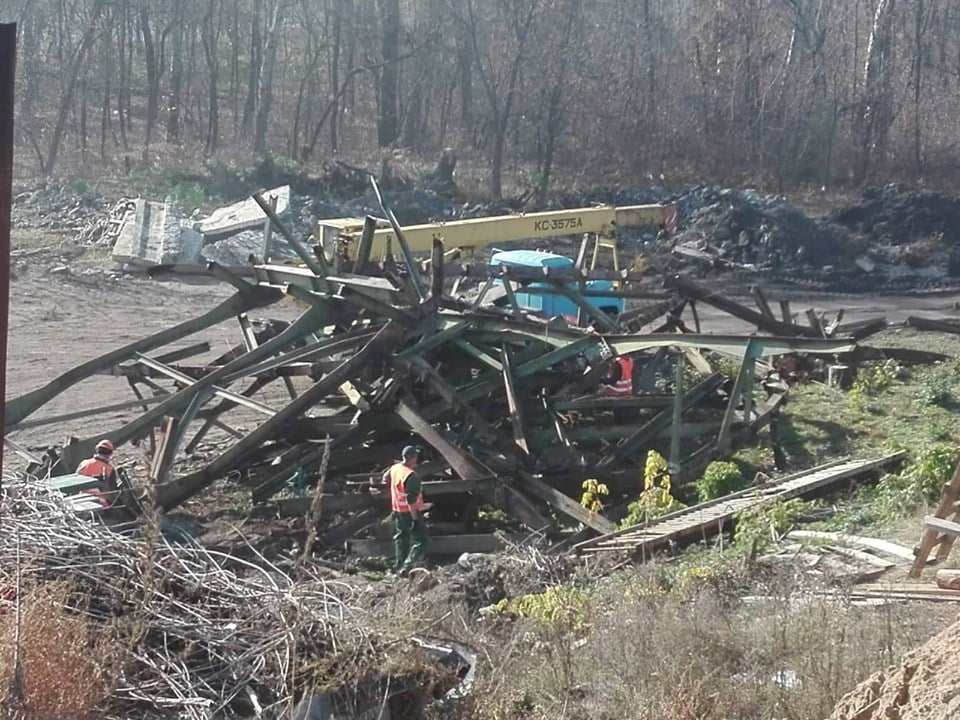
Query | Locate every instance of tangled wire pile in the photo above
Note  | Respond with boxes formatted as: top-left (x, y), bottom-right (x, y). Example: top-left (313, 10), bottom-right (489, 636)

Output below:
top-left (0, 475), bottom-right (406, 719)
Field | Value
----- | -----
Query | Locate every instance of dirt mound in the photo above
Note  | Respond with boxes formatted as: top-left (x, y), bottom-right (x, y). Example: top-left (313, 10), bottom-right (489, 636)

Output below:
top-left (830, 184), bottom-right (960, 246)
top-left (829, 613), bottom-right (960, 720)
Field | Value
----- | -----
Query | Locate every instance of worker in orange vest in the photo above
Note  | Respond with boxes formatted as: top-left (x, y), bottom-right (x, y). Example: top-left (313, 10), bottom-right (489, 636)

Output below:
top-left (601, 355), bottom-right (634, 397)
top-left (380, 445), bottom-right (428, 575)
top-left (76, 439), bottom-right (119, 506)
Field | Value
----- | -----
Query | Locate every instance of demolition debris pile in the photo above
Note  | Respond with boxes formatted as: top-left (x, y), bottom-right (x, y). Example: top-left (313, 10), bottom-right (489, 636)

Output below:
top-left (12, 176), bottom-right (956, 560)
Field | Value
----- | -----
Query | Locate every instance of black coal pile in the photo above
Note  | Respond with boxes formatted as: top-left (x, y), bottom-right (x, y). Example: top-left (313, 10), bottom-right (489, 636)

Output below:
top-left (830, 184), bottom-right (960, 246)
top-left (12, 179), bottom-right (105, 234)
top-left (667, 187), bottom-right (852, 269)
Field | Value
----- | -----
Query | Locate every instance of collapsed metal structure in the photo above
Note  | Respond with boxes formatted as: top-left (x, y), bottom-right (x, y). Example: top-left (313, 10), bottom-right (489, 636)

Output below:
top-left (7, 183), bottom-right (916, 555)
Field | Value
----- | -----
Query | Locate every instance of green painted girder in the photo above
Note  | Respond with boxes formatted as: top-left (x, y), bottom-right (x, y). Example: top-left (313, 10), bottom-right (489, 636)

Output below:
top-left (60, 303), bottom-right (335, 473)
top-left (452, 338), bottom-right (503, 371)
top-left (155, 321), bottom-right (403, 510)
top-left (598, 373), bottom-right (725, 469)
top-left (6, 286), bottom-right (282, 428)
top-left (550, 395), bottom-right (675, 411)
top-left (397, 319), bottom-right (469, 357)
top-left (447, 316), bottom-right (856, 358)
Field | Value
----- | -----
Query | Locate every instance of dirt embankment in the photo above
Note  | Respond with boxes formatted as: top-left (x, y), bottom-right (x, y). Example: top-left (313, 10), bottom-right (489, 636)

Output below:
top-left (829, 613), bottom-right (960, 720)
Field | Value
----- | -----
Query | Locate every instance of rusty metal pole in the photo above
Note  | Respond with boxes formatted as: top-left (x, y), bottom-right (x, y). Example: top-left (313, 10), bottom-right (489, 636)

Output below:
top-left (0, 24), bottom-right (18, 488)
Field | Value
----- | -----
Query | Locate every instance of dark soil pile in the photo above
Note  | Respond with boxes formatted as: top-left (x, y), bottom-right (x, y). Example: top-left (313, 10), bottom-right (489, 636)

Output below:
top-left (830, 184), bottom-right (960, 246)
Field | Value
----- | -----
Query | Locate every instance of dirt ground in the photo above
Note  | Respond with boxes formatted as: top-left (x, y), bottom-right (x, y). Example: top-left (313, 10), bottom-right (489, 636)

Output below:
top-left (4, 233), bottom-right (301, 456)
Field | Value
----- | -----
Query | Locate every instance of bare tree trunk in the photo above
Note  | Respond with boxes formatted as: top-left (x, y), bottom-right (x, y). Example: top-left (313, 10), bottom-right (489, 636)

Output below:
top-left (242, 0), bottom-right (263, 133)
top-left (202, 0), bottom-right (221, 155)
top-left (140, 5), bottom-right (161, 153)
top-left (456, 21), bottom-right (473, 132)
top-left (43, 3), bottom-right (104, 174)
top-left (167, 0), bottom-right (185, 143)
top-left (254, 1), bottom-right (283, 155)
top-left (376, 0), bottom-right (401, 146)
top-left (858, 0), bottom-right (898, 181)
top-left (329, 0), bottom-right (345, 153)
top-left (535, 0), bottom-right (579, 207)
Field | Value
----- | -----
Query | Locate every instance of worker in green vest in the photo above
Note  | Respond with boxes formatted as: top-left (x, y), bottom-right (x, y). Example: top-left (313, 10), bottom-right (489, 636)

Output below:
top-left (382, 445), bottom-right (429, 575)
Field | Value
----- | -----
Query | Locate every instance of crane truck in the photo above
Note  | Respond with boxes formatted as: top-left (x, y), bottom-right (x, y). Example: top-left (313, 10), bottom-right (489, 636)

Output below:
top-left (316, 202), bottom-right (677, 322)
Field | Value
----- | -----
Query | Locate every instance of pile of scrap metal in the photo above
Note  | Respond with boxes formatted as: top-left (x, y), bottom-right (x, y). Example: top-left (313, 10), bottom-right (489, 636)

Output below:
top-left (7, 182), bottom-right (917, 557)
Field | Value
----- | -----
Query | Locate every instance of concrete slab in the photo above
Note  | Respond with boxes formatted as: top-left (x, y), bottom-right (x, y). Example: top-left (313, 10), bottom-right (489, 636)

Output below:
top-left (112, 198), bottom-right (205, 267)
top-left (198, 185), bottom-right (290, 240)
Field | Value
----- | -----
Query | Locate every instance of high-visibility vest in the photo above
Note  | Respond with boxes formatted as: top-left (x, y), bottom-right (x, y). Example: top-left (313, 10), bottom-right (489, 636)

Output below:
top-left (77, 457), bottom-right (114, 480)
top-left (602, 356), bottom-right (634, 397)
top-left (389, 463), bottom-right (423, 514)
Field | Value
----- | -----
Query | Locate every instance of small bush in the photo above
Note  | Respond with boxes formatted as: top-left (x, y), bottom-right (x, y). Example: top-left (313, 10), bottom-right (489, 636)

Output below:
top-left (619, 451), bottom-right (687, 528)
top-left (734, 498), bottom-right (807, 552)
top-left (875, 443), bottom-right (960, 522)
top-left (697, 461), bottom-right (748, 502)
top-left (494, 585), bottom-right (589, 630)
top-left (915, 373), bottom-right (955, 408)
top-left (848, 359), bottom-right (899, 410)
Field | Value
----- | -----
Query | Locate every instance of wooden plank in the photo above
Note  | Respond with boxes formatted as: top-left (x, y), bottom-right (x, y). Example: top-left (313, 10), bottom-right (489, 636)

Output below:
top-left (924, 515), bottom-right (960, 538)
top-left (805, 308), bottom-right (826, 337)
top-left (346, 533), bottom-right (526, 557)
top-left (787, 530), bottom-right (917, 563)
top-left (750, 286), bottom-right (776, 322)
top-left (779, 299), bottom-right (792, 324)
top-left (149, 417), bottom-right (180, 486)
top-left (905, 316), bottom-right (960, 335)
top-left (501, 344), bottom-right (530, 455)
top-left (576, 454), bottom-right (904, 556)
top-left (822, 544), bottom-right (895, 569)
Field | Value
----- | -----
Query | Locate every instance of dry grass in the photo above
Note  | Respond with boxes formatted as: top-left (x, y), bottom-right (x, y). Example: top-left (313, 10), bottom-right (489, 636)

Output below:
top-left (0, 581), bottom-right (119, 720)
top-left (444, 567), bottom-right (953, 720)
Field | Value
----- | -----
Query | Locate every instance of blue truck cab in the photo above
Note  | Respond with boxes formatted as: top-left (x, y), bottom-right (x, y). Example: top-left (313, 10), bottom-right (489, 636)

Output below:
top-left (489, 249), bottom-right (624, 322)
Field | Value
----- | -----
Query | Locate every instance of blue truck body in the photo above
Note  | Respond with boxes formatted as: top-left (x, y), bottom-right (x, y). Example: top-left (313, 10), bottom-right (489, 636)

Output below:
top-left (489, 250), bottom-right (624, 320)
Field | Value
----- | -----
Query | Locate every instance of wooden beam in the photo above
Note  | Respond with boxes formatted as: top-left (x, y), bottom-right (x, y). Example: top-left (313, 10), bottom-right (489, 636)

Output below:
top-left (154, 322), bottom-right (402, 510)
top-left (501, 344), bottom-right (530, 455)
top-left (517, 471), bottom-right (615, 534)
top-left (347, 533), bottom-right (525, 557)
top-left (750, 286), bottom-right (776, 322)
top-left (149, 417), bottom-right (180, 486)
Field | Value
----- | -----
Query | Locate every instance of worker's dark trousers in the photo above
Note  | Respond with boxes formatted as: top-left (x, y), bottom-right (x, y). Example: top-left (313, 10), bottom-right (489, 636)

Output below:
top-left (393, 511), bottom-right (429, 569)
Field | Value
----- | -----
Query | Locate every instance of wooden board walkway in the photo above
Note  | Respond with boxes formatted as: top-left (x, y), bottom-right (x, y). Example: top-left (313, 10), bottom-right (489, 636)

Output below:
top-left (575, 453), bottom-right (906, 557)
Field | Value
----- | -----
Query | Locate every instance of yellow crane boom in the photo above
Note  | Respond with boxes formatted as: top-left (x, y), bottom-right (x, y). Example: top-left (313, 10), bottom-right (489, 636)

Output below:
top-left (318, 203), bottom-right (677, 267)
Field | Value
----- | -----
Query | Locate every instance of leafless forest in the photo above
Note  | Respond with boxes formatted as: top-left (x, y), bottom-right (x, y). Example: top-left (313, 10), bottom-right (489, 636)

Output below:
top-left (4, 0), bottom-right (960, 197)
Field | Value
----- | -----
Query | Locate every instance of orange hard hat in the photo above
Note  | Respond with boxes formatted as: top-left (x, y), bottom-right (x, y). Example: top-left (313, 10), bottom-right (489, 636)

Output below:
top-left (96, 439), bottom-right (115, 453)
